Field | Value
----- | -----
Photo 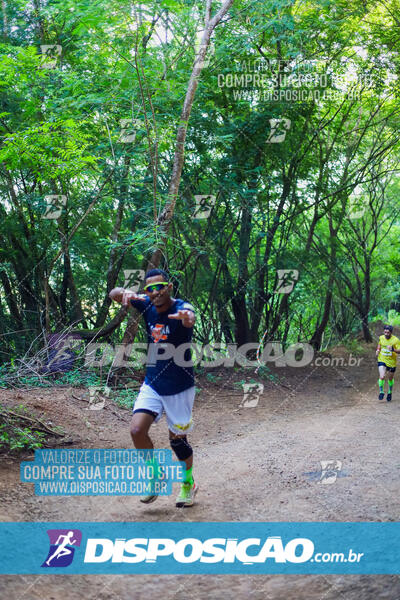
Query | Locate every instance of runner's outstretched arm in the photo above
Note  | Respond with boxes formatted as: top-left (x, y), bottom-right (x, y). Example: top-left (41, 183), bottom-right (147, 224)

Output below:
top-left (169, 309), bottom-right (195, 328)
top-left (109, 287), bottom-right (147, 306)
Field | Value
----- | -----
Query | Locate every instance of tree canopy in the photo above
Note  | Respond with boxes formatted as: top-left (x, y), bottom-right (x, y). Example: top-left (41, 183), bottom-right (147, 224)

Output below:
top-left (1, 0), bottom-right (400, 366)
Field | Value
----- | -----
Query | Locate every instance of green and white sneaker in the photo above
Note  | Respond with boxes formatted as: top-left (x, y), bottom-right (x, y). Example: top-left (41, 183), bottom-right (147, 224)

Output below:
top-left (139, 479), bottom-right (159, 504)
top-left (140, 460), bottom-right (160, 504)
top-left (176, 481), bottom-right (198, 508)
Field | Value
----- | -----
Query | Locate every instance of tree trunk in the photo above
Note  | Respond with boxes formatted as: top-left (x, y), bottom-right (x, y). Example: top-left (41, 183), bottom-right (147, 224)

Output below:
top-left (96, 157), bottom-right (130, 328)
top-left (0, 271), bottom-right (23, 330)
top-left (310, 278), bottom-right (334, 350)
top-left (146, 0), bottom-right (235, 270)
top-left (361, 315), bottom-right (372, 343)
top-left (231, 202), bottom-right (252, 345)
top-left (121, 0), bottom-right (235, 348)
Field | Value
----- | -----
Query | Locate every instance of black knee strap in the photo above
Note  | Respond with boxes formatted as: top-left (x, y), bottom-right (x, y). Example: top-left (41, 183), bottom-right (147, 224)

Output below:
top-left (170, 436), bottom-right (193, 461)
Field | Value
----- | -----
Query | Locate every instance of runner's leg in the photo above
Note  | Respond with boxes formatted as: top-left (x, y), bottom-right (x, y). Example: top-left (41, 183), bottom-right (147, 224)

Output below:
top-left (169, 430), bottom-right (193, 473)
top-left (130, 412), bottom-right (156, 450)
top-left (130, 384), bottom-right (164, 503)
top-left (169, 430), bottom-right (197, 507)
top-left (387, 368), bottom-right (395, 401)
top-left (378, 364), bottom-right (386, 399)
top-left (130, 411), bottom-right (159, 503)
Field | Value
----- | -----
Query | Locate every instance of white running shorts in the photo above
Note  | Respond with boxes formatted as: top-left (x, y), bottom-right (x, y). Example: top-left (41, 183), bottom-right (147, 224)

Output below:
top-left (133, 382), bottom-right (195, 435)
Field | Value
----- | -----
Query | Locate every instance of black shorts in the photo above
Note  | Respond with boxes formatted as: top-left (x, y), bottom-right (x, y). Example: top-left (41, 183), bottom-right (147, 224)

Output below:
top-left (377, 361), bottom-right (396, 373)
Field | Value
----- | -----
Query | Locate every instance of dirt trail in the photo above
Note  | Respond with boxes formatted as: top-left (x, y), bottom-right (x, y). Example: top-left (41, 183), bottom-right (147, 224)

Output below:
top-left (1, 343), bottom-right (400, 599)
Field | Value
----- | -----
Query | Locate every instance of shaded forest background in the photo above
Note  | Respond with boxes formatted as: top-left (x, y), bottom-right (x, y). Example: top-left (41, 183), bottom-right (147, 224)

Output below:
top-left (1, 0), bottom-right (400, 371)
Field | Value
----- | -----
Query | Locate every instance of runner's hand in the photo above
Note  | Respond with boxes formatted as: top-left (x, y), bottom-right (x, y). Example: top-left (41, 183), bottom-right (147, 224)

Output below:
top-left (121, 290), bottom-right (141, 306)
top-left (109, 287), bottom-right (145, 306)
top-left (169, 309), bottom-right (195, 327)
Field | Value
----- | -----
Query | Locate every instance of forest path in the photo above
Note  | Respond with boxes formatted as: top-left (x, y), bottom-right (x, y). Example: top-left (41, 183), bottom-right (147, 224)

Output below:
top-left (1, 342), bottom-right (399, 599)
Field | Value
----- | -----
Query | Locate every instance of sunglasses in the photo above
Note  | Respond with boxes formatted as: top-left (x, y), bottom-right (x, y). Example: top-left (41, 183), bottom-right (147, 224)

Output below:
top-left (144, 282), bottom-right (169, 293)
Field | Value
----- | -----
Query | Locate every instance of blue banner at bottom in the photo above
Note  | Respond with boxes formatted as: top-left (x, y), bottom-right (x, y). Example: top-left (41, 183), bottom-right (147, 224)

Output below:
top-left (0, 522), bottom-right (399, 574)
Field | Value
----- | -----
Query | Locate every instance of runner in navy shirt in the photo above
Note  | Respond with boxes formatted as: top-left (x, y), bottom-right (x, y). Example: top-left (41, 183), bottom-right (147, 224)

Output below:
top-left (109, 269), bottom-right (198, 508)
top-left (130, 295), bottom-right (195, 396)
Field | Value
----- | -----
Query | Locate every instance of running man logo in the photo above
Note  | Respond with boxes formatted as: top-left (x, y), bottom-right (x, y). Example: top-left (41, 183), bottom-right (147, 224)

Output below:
top-left (194, 39), bottom-right (215, 68)
top-left (120, 118), bottom-right (141, 143)
top-left (151, 324), bottom-right (169, 343)
top-left (42, 529), bottom-right (82, 568)
top-left (318, 460), bottom-right (342, 485)
top-left (193, 195), bottom-right (216, 219)
top-left (123, 269), bottom-right (145, 292)
top-left (275, 269), bottom-right (299, 294)
top-left (43, 195), bottom-right (66, 219)
top-left (266, 118), bottom-right (291, 143)
top-left (240, 383), bottom-right (264, 408)
top-left (88, 386), bottom-right (111, 410)
top-left (40, 44), bottom-right (62, 69)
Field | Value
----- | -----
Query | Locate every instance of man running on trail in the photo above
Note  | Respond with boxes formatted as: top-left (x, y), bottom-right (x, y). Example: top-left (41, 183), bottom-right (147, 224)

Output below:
top-left (376, 324), bottom-right (400, 402)
top-left (109, 269), bottom-right (197, 507)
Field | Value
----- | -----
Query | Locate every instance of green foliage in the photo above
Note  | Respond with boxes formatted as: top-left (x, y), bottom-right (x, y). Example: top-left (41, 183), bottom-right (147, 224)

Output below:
top-left (205, 373), bottom-right (222, 383)
top-left (256, 365), bottom-right (279, 383)
top-left (387, 310), bottom-right (400, 327)
top-left (233, 379), bottom-right (246, 388)
top-left (0, 405), bottom-right (46, 452)
top-left (0, 368), bottom-right (102, 390)
top-left (1, 0), bottom-right (400, 368)
top-left (342, 337), bottom-right (366, 355)
top-left (111, 388), bottom-right (138, 410)
top-left (55, 370), bottom-right (102, 387)
top-left (371, 310), bottom-right (400, 328)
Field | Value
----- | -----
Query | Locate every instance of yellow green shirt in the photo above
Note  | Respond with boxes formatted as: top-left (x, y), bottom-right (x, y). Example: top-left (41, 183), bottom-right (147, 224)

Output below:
top-left (378, 335), bottom-right (400, 368)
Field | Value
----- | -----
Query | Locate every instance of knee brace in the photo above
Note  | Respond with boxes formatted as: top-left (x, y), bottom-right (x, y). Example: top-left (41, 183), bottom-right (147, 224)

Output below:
top-left (170, 436), bottom-right (193, 461)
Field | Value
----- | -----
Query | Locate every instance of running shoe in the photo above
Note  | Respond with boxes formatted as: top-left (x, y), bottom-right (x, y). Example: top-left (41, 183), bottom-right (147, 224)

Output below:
top-left (176, 482), bottom-right (198, 508)
top-left (139, 480), bottom-right (159, 504)
top-left (140, 492), bottom-right (158, 504)
top-left (140, 460), bottom-right (160, 504)
top-left (387, 393), bottom-right (392, 402)
top-left (379, 392), bottom-right (384, 400)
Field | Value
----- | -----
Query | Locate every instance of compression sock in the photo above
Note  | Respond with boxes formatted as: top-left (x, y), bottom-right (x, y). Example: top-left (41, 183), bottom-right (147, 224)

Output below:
top-left (145, 457), bottom-right (160, 480)
top-left (388, 379), bottom-right (394, 392)
top-left (378, 379), bottom-right (385, 393)
top-left (183, 465), bottom-right (194, 486)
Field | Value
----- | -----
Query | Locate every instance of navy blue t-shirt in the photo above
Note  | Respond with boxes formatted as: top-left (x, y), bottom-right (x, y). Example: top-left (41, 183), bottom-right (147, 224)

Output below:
top-left (130, 296), bottom-right (195, 396)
